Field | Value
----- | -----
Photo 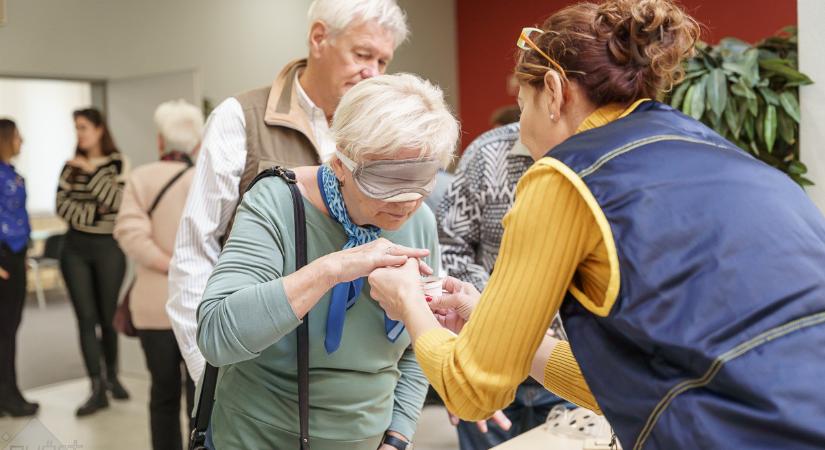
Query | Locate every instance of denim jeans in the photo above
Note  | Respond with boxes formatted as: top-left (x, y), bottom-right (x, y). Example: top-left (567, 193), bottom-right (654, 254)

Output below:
top-left (456, 380), bottom-right (571, 450)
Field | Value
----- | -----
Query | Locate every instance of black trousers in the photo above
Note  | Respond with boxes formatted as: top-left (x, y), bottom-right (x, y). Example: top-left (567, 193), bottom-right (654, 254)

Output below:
top-left (0, 245), bottom-right (26, 396)
top-left (138, 329), bottom-right (195, 450)
top-left (60, 230), bottom-right (126, 378)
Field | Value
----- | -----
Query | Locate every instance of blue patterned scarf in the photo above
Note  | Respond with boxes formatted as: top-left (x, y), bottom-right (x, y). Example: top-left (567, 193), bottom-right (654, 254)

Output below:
top-left (317, 164), bottom-right (406, 353)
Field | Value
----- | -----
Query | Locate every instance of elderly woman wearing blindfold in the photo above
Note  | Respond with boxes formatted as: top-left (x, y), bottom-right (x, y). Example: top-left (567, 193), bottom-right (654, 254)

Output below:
top-left (196, 73), bottom-right (458, 450)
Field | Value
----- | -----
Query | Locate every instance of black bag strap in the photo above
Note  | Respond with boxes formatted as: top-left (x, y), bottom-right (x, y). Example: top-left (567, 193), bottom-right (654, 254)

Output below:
top-left (190, 166), bottom-right (310, 450)
top-left (148, 162), bottom-right (193, 216)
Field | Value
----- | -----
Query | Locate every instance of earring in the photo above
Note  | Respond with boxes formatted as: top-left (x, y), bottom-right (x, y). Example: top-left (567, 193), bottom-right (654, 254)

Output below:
top-left (338, 178), bottom-right (345, 187)
top-left (550, 113), bottom-right (555, 120)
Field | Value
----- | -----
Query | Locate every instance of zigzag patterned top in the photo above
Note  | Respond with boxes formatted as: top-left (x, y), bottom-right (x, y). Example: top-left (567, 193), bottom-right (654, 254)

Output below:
top-left (437, 123), bottom-right (566, 340)
top-left (56, 153), bottom-right (127, 234)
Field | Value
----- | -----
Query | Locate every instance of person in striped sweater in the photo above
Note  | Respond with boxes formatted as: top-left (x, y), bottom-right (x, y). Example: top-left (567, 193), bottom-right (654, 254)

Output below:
top-left (57, 108), bottom-right (130, 417)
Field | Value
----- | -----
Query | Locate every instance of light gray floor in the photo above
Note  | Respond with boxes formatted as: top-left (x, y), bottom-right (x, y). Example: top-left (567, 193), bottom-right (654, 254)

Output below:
top-left (1, 377), bottom-right (459, 450)
top-left (8, 290), bottom-right (460, 449)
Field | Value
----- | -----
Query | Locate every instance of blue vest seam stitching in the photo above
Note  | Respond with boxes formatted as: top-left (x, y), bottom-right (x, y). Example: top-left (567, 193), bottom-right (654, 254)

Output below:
top-left (633, 310), bottom-right (825, 450)
top-left (578, 135), bottom-right (733, 179)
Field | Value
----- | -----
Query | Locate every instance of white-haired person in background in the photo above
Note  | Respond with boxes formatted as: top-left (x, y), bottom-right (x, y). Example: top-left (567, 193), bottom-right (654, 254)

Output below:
top-left (167, 0), bottom-right (410, 390)
top-left (114, 99), bottom-right (203, 450)
top-left (197, 74), bottom-right (457, 450)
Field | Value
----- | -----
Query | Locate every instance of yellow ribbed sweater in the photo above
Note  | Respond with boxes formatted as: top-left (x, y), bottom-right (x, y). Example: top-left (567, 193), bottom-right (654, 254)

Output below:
top-left (415, 100), bottom-right (648, 419)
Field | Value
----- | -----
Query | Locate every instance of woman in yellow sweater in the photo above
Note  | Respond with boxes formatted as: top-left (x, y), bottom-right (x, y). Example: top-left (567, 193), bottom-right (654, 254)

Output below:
top-left (368, 0), bottom-right (825, 449)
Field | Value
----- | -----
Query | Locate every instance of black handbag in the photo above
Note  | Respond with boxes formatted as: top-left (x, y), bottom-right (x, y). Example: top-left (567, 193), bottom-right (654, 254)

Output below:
top-left (190, 167), bottom-right (310, 450)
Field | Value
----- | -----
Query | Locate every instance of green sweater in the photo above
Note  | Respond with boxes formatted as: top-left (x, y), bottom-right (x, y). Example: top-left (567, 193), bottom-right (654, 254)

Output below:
top-left (198, 175), bottom-right (436, 450)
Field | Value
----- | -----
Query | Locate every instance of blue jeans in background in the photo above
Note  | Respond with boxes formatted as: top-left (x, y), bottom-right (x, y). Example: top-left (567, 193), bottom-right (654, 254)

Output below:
top-left (456, 380), bottom-right (571, 450)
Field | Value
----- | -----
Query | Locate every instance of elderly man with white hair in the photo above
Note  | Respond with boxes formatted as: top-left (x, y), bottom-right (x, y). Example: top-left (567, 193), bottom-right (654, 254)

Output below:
top-left (167, 0), bottom-right (410, 390)
top-left (197, 73), bottom-right (457, 450)
top-left (113, 99), bottom-right (204, 450)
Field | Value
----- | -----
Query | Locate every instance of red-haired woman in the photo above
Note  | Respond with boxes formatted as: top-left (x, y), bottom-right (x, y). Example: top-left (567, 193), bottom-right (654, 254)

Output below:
top-left (369, 1), bottom-right (825, 448)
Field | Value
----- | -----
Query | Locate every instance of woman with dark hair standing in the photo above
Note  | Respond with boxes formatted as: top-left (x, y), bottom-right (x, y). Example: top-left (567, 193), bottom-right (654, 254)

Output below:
top-left (0, 119), bottom-right (38, 417)
top-left (369, 0), bottom-right (825, 448)
top-left (57, 108), bottom-right (130, 417)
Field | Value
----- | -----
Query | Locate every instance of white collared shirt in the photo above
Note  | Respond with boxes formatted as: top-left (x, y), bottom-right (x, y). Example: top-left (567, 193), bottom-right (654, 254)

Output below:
top-left (166, 77), bottom-right (334, 381)
top-left (294, 72), bottom-right (337, 163)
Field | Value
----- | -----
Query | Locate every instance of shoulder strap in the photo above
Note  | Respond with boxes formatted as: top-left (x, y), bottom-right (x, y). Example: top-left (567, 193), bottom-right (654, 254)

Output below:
top-left (189, 166), bottom-right (310, 450)
top-left (148, 163), bottom-right (193, 216)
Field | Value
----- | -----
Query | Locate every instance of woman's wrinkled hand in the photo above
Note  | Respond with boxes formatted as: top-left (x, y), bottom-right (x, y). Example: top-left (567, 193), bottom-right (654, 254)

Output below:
top-left (329, 237), bottom-right (430, 286)
top-left (428, 276), bottom-right (480, 321)
top-left (368, 257), bottom-right (424, 321)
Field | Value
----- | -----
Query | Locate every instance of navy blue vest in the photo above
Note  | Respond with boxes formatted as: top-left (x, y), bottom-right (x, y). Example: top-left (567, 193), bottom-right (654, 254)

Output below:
top-left (550, 102), bottom-right (825, 449)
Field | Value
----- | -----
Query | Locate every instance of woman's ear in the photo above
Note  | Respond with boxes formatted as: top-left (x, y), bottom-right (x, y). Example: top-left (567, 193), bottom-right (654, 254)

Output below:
top-left (543, 71), bottom-right (564, 122)
top-left (330, 156), bottom-right (346, 182)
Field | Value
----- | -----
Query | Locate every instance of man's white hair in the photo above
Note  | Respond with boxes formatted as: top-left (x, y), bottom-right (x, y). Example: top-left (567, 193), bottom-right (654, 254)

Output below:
top-left (332, 73), bottom-right (458, 167)
top-left (154, 99), bottom-right (204, 153)
top-left (307, 0), bottom-right (409, 48)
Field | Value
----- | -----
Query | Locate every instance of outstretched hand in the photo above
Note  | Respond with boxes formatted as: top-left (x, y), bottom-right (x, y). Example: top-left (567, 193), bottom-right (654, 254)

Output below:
top-left (426, 276), bottom-right (480, 334)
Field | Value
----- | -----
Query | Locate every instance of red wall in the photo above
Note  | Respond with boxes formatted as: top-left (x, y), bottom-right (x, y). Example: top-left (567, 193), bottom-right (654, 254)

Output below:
top-left (455, 0), bottom-right (797, 149)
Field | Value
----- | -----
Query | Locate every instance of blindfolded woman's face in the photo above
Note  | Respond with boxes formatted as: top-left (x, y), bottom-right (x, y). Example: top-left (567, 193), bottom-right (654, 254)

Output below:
top-left (332, 148), bottom-right (429, 231)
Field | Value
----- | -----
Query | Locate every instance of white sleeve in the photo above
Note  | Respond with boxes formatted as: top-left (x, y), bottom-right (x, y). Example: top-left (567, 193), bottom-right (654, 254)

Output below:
top-left (167, 97), bottom-right (247, 382)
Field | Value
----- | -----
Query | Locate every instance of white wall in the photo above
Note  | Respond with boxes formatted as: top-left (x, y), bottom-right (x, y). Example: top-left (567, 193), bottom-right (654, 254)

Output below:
top-left (107, 69), bottom-right (200, 168)
top-left (798, 0), bottom-right (825, 213)
top-left (0, 0), bottom-right (458, 109)
top-left (0, 78), bottom-right (91, 215)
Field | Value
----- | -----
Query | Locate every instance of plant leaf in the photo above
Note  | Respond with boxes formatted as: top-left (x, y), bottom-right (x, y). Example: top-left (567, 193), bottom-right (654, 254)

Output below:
top-left (731, 79), bottom-right (757, 100)
top-left (756, 106), bottom-right (765, 146)
top-left (785, 80), bottom-right (813, 88)
top-left (777, 110), bottom-right (795, 145)
top-left (779, 91), bottom-right (801, 123)
top-left (683, 70), bottom-right (708, 81)
top-left (747, 95), bottom-right (759, 117)
top-left (744, 116), bottom-right (755, 144)
top-left (682, 84), bottom-right (696, 116)
top-left (789, 160), bottom-right (808, 175)
top-left (742, 49), bottom-right (760, 85)
top-left (686, 58), bottom-right (704, 73)
top-left (707, 69), bottom-right (728, 118)
top-left (758, 87), bottom-right (780, 106)
top-left (709, 108), bottom-right (723, 130)
top-left (764, 105), bottom-right (777, 153)
top-left (724, 97), bottom-right (741, 139)
top-left (759, 59), bottom-right (813, 83)
top-left (670, 81), bottom-right (691, 109)
top-left (690, 74), bottom-right (708, 120)
top-left (718, 37), bottom-right (751, 57)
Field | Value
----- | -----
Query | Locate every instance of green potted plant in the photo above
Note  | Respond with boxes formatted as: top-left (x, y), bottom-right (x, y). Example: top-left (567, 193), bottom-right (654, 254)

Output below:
top-left (668, 26), bottom-right (814, 185)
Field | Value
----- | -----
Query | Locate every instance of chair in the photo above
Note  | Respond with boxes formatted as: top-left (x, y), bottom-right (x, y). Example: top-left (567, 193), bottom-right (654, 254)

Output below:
top-left (27, 233), bottom-right (65, 309)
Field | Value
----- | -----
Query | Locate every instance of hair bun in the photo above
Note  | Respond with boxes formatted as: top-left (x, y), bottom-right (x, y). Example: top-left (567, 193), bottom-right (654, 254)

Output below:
top-left (515, 0), bottom-right (701, 104)
top-left (596, 0), bottom-right (699, 90)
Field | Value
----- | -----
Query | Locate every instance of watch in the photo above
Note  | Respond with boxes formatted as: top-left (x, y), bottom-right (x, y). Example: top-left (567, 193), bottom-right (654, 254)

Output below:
top-left (382, 434), bottom-right (410, 450)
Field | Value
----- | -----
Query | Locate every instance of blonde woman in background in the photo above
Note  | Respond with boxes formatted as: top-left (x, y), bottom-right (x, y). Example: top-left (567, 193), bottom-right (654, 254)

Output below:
top-left (114, 100), bottom-right (203, 450)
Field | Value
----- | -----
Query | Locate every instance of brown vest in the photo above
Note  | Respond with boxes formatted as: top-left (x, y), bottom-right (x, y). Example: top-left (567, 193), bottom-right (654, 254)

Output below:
top-left (235, 61), bottom-right (321, 195)
top-left (224, 60), bottom-right (321, 241)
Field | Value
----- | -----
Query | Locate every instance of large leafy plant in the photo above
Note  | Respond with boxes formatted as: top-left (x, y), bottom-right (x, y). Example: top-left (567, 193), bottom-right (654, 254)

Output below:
top-left (668, 27), bottom-right (813, 185)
